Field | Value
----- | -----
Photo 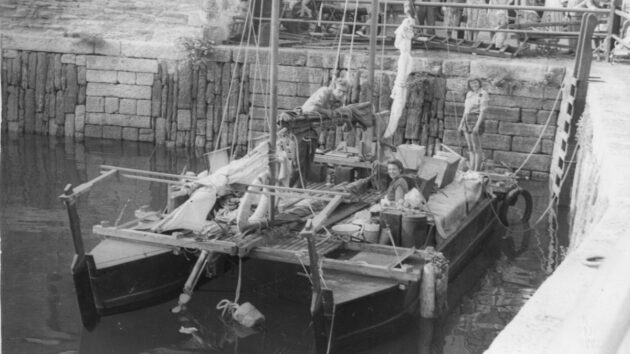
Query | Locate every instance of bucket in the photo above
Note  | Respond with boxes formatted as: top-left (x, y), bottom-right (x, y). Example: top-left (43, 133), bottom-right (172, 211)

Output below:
top-left (401, 213), bottom-right (428, 248)
top-left (363, 223), bottom-right (380, 243)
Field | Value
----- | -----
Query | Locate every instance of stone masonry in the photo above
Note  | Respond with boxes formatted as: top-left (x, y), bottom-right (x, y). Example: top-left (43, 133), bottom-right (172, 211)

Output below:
top-left (2, 33), bottom-right (566, 179)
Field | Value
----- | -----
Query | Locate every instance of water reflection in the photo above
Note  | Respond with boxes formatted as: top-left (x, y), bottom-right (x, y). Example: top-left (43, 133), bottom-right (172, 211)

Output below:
top-left (1, 133), bottom-right (552, 354)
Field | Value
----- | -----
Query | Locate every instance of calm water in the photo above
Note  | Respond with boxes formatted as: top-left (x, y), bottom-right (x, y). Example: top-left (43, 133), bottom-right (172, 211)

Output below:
top-left (0, 133), bottom-right (554, 354)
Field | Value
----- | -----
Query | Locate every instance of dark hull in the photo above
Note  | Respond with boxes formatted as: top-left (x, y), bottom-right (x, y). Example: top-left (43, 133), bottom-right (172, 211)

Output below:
top-left (87, 249), bottom-right (197, 316)
top-left (323, 196), bottom-right (501, 352)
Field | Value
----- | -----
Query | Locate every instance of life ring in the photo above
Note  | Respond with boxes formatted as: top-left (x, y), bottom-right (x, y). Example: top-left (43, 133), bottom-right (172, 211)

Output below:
top-left (237, 171), bottom-right (271, 233)
top-left (498, 187), bottom-right (533, 226)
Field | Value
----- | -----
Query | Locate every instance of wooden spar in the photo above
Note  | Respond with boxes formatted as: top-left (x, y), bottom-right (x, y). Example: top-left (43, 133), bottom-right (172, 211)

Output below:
top-left (311, 195), bottom-right (344, 232)
top-left (101, 164), bottom-right (198, 182)
top-left (269, 0), bottom-right (280, 224)
top-left (240, 183), bottom-right (351, 197)
top-left (60, 168), bottom-right (119, 198)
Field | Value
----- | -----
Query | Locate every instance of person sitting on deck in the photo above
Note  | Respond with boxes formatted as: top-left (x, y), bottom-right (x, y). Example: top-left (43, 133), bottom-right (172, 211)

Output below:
top-left (458, 78), bottom-right (488, 171)
top-left (301, 78), bottom-right (349, 117)
top-left (382, 159), bottom-right (410, 208)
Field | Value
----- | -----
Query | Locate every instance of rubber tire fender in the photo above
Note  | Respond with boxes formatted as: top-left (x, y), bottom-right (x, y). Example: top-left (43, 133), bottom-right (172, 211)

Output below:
top-left (498, 187), bottom-right (533, 226)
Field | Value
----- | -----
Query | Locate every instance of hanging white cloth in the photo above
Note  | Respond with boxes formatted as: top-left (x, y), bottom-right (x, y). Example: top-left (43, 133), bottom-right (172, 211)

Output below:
top-left (384, 17), bottom-right (415, 138)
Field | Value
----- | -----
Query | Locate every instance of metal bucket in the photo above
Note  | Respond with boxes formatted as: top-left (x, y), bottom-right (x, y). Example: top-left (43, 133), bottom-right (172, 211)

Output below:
top-left (401, 213), bottom-right (428, 248)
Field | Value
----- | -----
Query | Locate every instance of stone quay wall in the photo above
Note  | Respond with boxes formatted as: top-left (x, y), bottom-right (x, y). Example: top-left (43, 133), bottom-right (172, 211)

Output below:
top-left (1, 34), bottom-right (566, 179)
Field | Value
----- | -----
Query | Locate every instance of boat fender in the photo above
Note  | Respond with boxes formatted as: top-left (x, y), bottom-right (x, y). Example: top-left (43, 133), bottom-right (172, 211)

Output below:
top-left (236, 171), bottom-right (271, 233)
top-left (498, 187), bottom-right (533, 226)
top-left (232, 302), bottom-right (265, 328)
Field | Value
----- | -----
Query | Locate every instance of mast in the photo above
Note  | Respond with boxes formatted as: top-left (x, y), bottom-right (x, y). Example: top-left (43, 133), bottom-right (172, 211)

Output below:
top-left (269, 0), bottom-right (280, 223)
top-left (368, 0), bottom-right (381, 161)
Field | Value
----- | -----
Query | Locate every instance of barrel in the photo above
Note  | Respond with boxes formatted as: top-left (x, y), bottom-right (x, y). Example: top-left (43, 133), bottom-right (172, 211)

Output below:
top-left (401, 213), bottom-right (428, 248)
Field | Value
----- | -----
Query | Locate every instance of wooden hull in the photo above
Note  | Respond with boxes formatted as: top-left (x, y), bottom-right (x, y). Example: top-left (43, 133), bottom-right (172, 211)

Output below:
top-left (321, 196), bottom-right (502, 352)
top-left (73, 239), bottom-right (201, 325)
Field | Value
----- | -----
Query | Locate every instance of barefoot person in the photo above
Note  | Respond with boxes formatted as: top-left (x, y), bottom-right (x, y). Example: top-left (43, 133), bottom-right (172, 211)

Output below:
top-left (458, 78), bottom-right (488, 171)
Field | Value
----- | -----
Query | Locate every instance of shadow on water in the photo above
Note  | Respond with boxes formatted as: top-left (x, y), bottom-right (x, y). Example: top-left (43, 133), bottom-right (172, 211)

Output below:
top-left (1, 134), bottom-right (554, 354)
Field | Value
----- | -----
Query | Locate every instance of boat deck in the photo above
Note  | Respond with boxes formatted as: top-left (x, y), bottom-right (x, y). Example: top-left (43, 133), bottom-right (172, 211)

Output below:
top-left (92, 182), bottom-right (428, 283)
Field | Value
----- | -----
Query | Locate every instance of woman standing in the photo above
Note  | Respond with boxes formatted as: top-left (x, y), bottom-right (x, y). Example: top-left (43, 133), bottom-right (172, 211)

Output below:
top-left (458, 78), bottom-right (488, 171)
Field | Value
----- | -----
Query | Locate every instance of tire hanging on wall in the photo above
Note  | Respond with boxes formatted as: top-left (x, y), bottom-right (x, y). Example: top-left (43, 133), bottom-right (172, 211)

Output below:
top-left (498, 187), bottom-right (533, 226)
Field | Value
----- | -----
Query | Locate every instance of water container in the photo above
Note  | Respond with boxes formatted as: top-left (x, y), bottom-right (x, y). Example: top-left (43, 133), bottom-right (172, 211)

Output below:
top-left (363, 223), bottom-right (380, 243)
top-left (380, 210), bottom-right (403, 245)
top-left (401, 213), bottom-right (428, 248)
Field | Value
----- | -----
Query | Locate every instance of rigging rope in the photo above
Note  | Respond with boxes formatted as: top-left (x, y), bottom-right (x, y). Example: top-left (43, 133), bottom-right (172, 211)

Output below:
top-left (216, 256), bottom-right (244, 318)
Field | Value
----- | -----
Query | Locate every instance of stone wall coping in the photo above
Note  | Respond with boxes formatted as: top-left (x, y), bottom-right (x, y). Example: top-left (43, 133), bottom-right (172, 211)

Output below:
top-left (486, 62), bottom-right (630, 354)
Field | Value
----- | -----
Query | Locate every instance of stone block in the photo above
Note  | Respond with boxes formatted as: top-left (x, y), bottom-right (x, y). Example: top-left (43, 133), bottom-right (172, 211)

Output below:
top-left (494, 151), bottom-right (551, 171)
top-left (76, 55), bottom-right (87, 66)
top-left (78, 86), bottom-right (86, 105)
top-left (6, 87), bottom-right (17, 121)
top-left (2, 34), bottom-right (94, 54)
top-left (155, 117), bottom-right (167, 144)
top-left (195, 135), bottom-right (206, 147)
top-left (410, 57), bottom-right (443, 76)
top-left (177, 110), bottom-right (192, 130)
top-left (485, 105), bottom-right (520, 122)
top-left (122, 127), bottom-right (139, 141)
top-left (521, 109), bottom-right (538, 124)
top-left (251, 79), bottom-right (297, 96)
top-left (120, 40), bottom-right (184, 60)
top-left (28, 53), bottom-right (37, 89)
top-left (543, 85), bottom-right (562, 100)
top-left (48, 120), bottom-right (58, 136)
top-left (178, 63), bottom-right (193, 109)
top-left (499, 122), bottom-right (556, 138)
top-left (77, 66), bottom-right (87, 85)
top-left (86, 96), bottom-right (105, 112)
top-left (137, 100), bottom-right (151, 116)
top-left (306, 51), bottom-right (338, 68)
top-left (75, 105), bottom-right (86, 132)
top-left (53, 54), bottom-right (62, 90)
top-left (207, 46), bottom-right (232, 62)
top-left (84, 125), bottom-right (102, 138)
top-left (470, 60), bottom-right (548, 83)
top-left (127, 115), bottom-right (151, 128)
top-left (442, 59), bottom-right (470, 77)
top-left (119, 99), bottom-right (137, 114)
top-left (117, 71), bottom-right (136, 85)
top-left (3, 50), bottom-right (18, 58)
top-left (86, 83), bottom-right (152, 99)
top-left (482, 134), bottom-right (512, 151)
top-left (86, 70), bottom-right (118, 83)
top-left (489, 95), bottom-right (542, 109)
top-left (86, 112), bottom-right (105, 125)
top-left (251, 64), bottom-right (328, 84)
top-left (103, 126), bottom-right (122, 140)
top-left (296, 82), bottom-right (325, 98)
top-left (55, 91), bottom-right (65, 125)
top-left (542, 138), bottom-right (554, 154)
top-left (93, 40), bottom-right (121, 56)
top-left (104, 113), bottom-right (125, 126)
top-left (484, 120), bottom-right (499, 134)
top-left (442, 129), bottom-right (459, 146)
top-left (86, 56), bottom-right (158, 73)
top-left (446, 78), bottom-right (467, 94)
top-left (252, 94), bottom-right (304, 110)
top-left (542, 99), bottom-right (561, 111)
top-left (544, 66), bottom-right (565, 87)
top-left (512, 136), bottom-right (542, 153)
top-left (138, 128), bottom-right (154, 142)
top-left (65, 114), bottom-right (75, 136)
top-left (243, 47), bottom-right (307, 66)
top-left (136, 72), bottom-right (154, 86)
top-left (61, 54), bottom-right (76, 64)
top-left (446, 90), bottom-right (465, 103)
top-left (105, 97), bottom-right (119, 113)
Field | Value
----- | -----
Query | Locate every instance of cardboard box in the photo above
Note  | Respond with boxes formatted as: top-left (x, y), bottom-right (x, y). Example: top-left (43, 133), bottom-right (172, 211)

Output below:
top-left (417, 153), bottom-right (460, 188)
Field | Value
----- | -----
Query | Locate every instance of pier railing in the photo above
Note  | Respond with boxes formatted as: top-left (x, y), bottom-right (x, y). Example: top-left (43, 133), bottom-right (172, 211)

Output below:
top-left (249, 0), bottom-right (629, 60)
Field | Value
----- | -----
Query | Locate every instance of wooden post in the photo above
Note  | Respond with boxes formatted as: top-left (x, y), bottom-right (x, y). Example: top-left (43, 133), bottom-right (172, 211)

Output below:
top-left (269, 0), bottom-right (280, 223)
top-left (420, 261), bottom-right (436, 318)
top-left (303, 221), bottom-right (328, 353)
top-left (60, 184), bottom-right (99, 329)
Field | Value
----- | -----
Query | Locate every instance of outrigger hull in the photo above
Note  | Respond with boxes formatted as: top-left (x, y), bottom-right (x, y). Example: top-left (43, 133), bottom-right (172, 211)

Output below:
top-left (84, 240), bottom-right (199, 317)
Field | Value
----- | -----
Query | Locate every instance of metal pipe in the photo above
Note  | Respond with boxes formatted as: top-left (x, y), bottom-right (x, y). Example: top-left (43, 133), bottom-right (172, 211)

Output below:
top-left (101, 165), bottom-right (198, 181)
